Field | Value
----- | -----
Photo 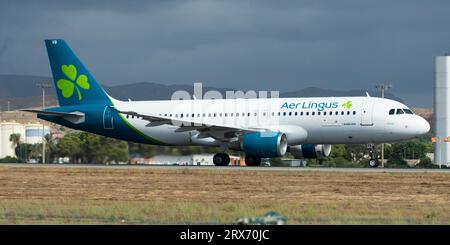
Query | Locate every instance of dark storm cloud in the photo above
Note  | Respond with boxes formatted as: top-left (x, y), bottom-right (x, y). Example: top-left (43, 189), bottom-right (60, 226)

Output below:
top-left (0, 37), bottom-right (12, 57)
top-left (1, 0), bottom-right (450, 107)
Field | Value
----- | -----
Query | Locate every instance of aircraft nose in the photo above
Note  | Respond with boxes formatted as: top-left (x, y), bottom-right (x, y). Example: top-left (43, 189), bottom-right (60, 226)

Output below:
top-left (415, 116), bottom-right (430, 135)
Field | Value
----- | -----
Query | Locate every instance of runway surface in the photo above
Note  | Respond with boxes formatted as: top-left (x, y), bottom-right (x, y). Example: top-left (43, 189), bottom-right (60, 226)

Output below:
top-left (1, 163), bottom-right (449, 173)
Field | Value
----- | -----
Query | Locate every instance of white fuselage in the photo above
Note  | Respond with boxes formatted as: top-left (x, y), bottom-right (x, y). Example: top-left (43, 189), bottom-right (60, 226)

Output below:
top-left (111, 96), bottom-right (430, 147)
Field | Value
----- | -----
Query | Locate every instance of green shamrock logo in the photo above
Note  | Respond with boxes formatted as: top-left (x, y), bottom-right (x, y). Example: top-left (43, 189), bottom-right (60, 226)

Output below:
top-left (342, 100), bottom-right (353, 109)
top-left (57, 64), bottom-right (90, 100)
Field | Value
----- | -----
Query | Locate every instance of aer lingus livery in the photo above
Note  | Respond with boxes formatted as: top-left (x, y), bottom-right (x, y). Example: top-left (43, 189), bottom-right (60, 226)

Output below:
top-left (24, 39), bottom-right (430, 167)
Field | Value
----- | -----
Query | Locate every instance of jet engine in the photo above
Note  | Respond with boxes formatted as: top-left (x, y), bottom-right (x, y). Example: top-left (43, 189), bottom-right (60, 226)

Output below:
top-left (233, 132), bottom-right (288, 158)
top-left (289, 144), bottom-right (331, 159)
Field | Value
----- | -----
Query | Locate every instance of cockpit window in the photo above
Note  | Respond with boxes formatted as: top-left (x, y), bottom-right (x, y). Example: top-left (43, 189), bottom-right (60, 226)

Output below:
top-left (389, 109), bottom-right (395, 115)
top-left (396, 109), bottom-right (404, 115)
top-left (403, 109), bottom-right (413, 114)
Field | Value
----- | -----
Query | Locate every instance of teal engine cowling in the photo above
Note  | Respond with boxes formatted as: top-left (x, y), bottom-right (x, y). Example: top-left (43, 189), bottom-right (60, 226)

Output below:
top-left (240, 132), bottom-right (288, 158)
top-left (289, 144), bottom-right (331, 159)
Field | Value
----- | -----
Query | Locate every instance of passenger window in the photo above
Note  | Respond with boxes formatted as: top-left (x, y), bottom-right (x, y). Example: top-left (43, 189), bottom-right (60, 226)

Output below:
top-left (396, 109), bottom-right (404, 115)
top-left (353, 111), bottom-right (356, 115)
top-left (306, 112), bottom-right (309, 116)
top-left (289, 112), bottom-right (292, 116)
top-left (294, 112), bottom-right (298, 116)
top-left (389, 109), bottom-right (395, 115)
top-left (335, 111), bottom-right (338, 115)
top-left (312, 112), bottom-right (315, 116)
top-left (403, 109), bottom-right (414, 114)
top-left (300, 112), bottom-right (303, 116)
top-left (341, 111), bottom-right (344, 115)
top-left (283, 112), bottom-right (286, 116)
top-left (318, 112), bottom-right (321, 116)
top-left (347, 111), bottom-right (350, 115)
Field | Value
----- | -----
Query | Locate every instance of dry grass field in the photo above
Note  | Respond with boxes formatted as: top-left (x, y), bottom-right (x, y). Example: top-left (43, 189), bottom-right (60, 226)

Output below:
top-left (0, 165), bottom-right (449, 224)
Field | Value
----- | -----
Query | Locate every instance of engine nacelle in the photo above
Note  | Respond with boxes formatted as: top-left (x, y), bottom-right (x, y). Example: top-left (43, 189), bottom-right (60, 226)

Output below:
top-left (289, 144), bottom-right (332, 159)
top-left (239, 132), bottom-right (288, 158)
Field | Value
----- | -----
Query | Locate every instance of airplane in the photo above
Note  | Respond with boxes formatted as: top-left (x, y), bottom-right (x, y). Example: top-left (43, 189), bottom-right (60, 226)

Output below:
top-left (23, 39), bottom-right (430, 167)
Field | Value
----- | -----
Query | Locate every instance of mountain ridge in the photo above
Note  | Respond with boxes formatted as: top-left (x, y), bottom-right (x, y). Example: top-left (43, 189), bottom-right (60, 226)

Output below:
top-left (0, 74), bottom-right (405, 110)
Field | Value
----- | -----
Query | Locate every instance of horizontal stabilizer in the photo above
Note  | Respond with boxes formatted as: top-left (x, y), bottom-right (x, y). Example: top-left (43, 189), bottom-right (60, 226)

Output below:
top-left (21, 109), bottom-right (85, 124)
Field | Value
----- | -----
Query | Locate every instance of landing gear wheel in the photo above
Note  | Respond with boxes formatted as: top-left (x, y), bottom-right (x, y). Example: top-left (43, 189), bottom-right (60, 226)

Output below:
top-left (213, 153), bottom-right (230, 166)
top-left (369, 158), bottom-right (379, 168)
top-left (245, 156), bottom-right (262, 166)
top-left (366, 143), bottom-right (380, 168)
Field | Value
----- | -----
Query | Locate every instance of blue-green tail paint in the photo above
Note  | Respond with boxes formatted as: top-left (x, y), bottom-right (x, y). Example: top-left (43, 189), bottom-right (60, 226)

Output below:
top-left (45, 39), bottom-right (111, 106)
top-left (41, 39), bottom-right (168, 146)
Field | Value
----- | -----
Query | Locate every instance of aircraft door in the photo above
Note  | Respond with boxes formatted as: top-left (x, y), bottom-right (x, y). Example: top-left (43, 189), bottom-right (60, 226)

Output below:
top-left (361, 101), bottom-right (374, 126)
top-left (103, 106), bottom-right (114, 129)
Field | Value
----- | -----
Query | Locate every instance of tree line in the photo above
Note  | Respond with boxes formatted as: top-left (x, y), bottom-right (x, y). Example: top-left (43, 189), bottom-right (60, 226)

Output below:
top-left (6, 132), bottom-right (128, 164)
top-left (2, 131), bottom-right (435, 167)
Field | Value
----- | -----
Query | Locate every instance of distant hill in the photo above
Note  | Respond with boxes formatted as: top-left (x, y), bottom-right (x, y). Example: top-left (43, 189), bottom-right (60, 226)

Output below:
top-left (1, 74), bottom-right (404, 110)
top-left (0, 75), bottom-right (57, 109)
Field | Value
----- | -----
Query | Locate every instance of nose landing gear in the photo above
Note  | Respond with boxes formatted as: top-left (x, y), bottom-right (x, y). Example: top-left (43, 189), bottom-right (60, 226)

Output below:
top-left (367, 143), bottom-right (380, 168)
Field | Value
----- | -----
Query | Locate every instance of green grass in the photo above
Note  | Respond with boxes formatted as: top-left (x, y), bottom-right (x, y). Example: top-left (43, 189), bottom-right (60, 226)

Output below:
top-left (0, 166), bottom-right (449, 224)
top-left (0, 199), bottom-right (448, 225)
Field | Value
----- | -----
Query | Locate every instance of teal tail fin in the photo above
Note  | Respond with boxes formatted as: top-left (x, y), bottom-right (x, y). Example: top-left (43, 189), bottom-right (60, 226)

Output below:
top-left (45, 39), bottom-right (111, 106)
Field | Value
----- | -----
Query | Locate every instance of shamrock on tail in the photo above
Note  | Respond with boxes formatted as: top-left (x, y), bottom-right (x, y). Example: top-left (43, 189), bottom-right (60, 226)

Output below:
top-left (57, 64), bottom-right (90, 100)
top-left (342, 101), bottom-right (353, 109)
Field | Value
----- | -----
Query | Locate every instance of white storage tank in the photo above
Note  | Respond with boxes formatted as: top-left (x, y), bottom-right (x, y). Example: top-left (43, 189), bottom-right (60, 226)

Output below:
top-left (25, 124), bottom-right (50, 145)
top-left (0, 122), bottom-right (26, 158)
top-left (434, 56), bottom-right (450, 167)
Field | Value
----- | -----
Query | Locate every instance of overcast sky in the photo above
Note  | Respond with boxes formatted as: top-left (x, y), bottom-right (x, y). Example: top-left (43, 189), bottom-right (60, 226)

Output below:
top-left (1, 0), bottom-right (450, 107)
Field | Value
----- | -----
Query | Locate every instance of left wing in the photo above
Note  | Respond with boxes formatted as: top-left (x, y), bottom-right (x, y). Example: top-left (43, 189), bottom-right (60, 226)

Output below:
top-left (116, 108), bottom-right (268, 141)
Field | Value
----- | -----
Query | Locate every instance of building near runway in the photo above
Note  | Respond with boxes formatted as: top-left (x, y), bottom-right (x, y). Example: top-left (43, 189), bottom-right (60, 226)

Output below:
top-left (129, 154), bottom-right (244, 166)
top-left (0, 121), bottom-right (50, 158)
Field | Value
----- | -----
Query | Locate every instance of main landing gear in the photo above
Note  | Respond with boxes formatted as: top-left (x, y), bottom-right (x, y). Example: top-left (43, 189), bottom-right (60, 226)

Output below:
top-left (367, 143), bottom-right (380, 168)
top-left (244, 156), bottom-right (262, 167)
top-left (213, 153), bottom-right (263, 167)
top-left (213, 153), bottom-right (230, 166)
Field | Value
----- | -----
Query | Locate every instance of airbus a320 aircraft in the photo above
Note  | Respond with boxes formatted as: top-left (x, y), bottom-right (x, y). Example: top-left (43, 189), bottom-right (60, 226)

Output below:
top-left (24, 39), bottom-right (430, 167)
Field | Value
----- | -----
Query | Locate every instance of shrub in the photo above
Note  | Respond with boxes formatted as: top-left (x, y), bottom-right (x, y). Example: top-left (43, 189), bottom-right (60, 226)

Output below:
top-left (417, 157), bottom-right (439, 169)
top-left (0, 156), bottom-right (24, 163)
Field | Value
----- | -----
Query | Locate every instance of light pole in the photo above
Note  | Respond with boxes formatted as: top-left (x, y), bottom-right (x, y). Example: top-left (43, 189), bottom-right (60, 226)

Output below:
top-left (376, 83), bottom-right (392, 168)
top-left (37, 83), bottom-right (51, 164)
